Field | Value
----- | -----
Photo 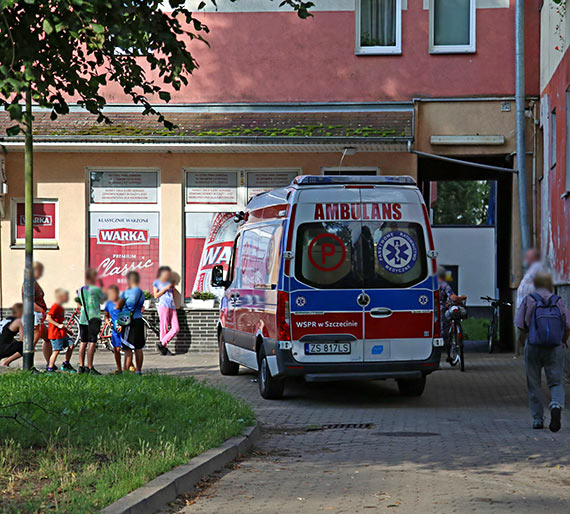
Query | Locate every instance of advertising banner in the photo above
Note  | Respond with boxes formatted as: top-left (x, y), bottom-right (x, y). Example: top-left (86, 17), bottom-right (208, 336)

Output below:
top-left (247, 171), bottom-right (297, 200)
top-left (90, 170), bottom-right (159, 204)
top-left (16, 201), bottom-right (57, 240)
top-left (184, 212), bottom-right (238, 298)
top-left (89, 212), bottom-right (160, 290)
top-left (186, 171), bottom-right (238, 205)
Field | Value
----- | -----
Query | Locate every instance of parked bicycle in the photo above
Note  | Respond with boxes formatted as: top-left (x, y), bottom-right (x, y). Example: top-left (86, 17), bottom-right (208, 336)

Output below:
top-left (65, 307), bottom-right (159, 352)
top-left (481, 296), bottom-right (512, 354)
top-left (445, 302), bottom-right (468, 372)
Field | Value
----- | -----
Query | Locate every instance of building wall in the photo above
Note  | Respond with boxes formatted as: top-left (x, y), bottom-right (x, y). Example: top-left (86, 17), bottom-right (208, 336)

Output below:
top-left (98, 1), bottom-right (540, 104)
top-left (540, 3), bottom-right (570, 289)
top-left (0, 150), bottom-right (416, 308)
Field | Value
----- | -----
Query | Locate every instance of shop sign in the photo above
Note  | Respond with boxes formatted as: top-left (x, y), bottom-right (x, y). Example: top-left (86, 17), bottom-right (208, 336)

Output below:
top-left (89, 212), bottom-right (159, 290)
top-left (247, 171), bottom-right (297, 199)
top-left (90, 170), bottom-right (159, 204)
top-left (186, 172), bottom-right (238, 204)
top-left (15, 201), bottom-right (57, 240)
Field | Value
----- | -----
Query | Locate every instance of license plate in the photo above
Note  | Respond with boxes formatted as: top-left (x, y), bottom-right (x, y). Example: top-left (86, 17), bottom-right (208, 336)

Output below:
top-left (304, 343), bottom-right (350, 355)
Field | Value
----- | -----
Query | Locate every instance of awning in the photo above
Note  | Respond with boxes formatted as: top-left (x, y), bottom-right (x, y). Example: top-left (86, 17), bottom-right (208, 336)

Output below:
top-left (0, 104), bottom-right (413, 153)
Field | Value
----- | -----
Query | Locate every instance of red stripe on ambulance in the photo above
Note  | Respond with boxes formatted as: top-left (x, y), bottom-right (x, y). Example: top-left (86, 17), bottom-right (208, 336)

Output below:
top-left (314, 203), bottom-right (402, 221)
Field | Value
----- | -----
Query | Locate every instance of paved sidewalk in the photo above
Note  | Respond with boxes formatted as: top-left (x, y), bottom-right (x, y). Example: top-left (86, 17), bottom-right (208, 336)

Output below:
top-left (12, 348), bottom-right (570, 513)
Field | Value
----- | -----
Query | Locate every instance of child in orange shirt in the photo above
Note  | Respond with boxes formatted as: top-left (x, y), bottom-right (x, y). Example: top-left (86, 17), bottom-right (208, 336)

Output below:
top-left (46, 289), bottom-right (75, 373)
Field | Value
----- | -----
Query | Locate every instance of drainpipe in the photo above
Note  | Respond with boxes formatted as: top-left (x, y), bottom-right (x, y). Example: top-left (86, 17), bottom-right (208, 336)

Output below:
top-left (531, 101), bottom-right (538, 246)
top-left (516, 0), bottom-right (531, 255)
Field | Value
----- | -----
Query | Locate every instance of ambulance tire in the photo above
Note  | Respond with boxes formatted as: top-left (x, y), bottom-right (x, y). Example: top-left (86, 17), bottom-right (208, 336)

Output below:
top-left (219, 332), bottom-right (239, 376)
top-left (397, 376), bottom-right (426, 397)
top-left (258, 349), bottom-right (284, 400)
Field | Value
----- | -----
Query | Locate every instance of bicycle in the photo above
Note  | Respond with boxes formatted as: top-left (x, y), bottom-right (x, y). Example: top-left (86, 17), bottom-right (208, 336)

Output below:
top-left (65, 307), bottom-right (160, 353)
top-left (481, 296), bottom-right (512, 354)
top-left (65, 307), bottom-right (113, 351)
top-left (444, 302), bottom-right (467, 372)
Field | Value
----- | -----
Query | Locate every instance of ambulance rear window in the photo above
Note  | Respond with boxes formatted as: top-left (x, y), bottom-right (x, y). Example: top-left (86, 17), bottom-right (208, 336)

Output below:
top-left (295, 222), bottom-right (362, 289)
top-left (295, 221), bottom-right (427, 289)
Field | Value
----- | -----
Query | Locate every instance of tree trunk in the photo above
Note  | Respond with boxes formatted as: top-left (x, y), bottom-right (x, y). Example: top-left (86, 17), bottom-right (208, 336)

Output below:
top-left (22, 88), bottom-right (34, 370)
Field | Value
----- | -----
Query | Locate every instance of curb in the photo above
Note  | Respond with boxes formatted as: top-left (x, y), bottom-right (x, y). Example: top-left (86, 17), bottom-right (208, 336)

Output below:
top-left (101, 424), bottom-right (261, 514)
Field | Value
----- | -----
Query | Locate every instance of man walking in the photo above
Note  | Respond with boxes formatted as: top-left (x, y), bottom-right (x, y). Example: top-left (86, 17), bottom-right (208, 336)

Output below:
top-left (515, 272), bottom-right (570, 432)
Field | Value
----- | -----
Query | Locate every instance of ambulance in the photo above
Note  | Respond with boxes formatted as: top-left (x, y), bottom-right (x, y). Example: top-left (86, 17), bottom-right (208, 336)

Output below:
top-left (211, 175), bottom-right (443, 399)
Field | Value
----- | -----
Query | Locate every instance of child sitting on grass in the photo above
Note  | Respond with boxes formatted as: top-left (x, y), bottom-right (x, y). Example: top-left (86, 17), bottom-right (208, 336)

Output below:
top-left (104, 285), bottom-right (123, 374)
top-left (46, 289), bottom-right (75, 373)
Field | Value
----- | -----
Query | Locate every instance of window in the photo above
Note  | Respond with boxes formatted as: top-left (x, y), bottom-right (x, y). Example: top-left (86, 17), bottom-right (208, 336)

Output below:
top-left (429, 0), bottom-right (476, 54)
top-left (551, 109), bottom-right (557, 168)
top-left (356, 0), bottom-right (402, 55)
top-left (566, 89), bottom-right (570, 192)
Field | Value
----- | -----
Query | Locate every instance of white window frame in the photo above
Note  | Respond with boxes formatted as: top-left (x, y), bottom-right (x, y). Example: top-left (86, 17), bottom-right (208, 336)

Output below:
top-left (10, 198), bottom-right (59, 249)
top-left (355, 0), bottom-right (402, 56)
top-left (551, 109), bottom-right (557, 169)
top-left (429, 0), bottom-right (476, 54)
top-left (565, 88), bottom-right (570, 193)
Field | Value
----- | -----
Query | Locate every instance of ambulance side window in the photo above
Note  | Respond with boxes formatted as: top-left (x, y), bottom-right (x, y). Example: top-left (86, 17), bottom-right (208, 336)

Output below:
top-left (241, 224), bottom-right (283, 288)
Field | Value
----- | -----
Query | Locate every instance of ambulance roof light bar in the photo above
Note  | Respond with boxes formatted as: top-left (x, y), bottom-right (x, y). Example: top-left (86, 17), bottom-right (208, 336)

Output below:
top-left (292, 175), bottom-right (416, 186)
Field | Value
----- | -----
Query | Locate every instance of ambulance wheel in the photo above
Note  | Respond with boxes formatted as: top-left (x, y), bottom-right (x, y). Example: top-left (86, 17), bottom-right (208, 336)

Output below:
top-left (397, 376), bottom-right (426, 397)
top-left (219, 332), bottom-right (239, 376)
top-left (258, 349), bottom-right (284, 400)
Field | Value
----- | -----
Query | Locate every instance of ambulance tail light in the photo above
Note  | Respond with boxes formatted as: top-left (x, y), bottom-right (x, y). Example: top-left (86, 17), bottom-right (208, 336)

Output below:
top-left (277, 291), bottom-right (291, 341)
top-left (433, 289), bottom-right (441, 339)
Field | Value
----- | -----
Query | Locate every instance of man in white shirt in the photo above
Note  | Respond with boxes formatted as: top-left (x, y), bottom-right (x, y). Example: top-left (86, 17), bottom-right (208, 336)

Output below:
top-left (517, 248), bottom-right (544, 309)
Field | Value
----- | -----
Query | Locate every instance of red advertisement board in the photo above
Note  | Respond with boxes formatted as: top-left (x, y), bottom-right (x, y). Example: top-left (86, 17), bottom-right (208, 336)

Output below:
top-left (16, 201), bottom-right (57, 240)
top-left (184, 212), bottom-right (237, 298)
top-left (89, 212), bottom-right (159, 290)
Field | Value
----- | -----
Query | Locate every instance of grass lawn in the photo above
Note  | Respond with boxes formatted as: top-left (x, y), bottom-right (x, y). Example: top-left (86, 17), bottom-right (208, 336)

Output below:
top-left (0, 372), bottom-right (254, 513)
top-left (462, 317), bottom-right (490, 341)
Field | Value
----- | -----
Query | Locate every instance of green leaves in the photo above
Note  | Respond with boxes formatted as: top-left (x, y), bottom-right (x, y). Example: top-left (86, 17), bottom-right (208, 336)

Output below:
top-left (0, 0), bottom-right (313, 133)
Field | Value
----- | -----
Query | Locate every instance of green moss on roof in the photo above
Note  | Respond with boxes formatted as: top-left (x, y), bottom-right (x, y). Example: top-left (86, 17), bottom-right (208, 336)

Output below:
top-left (39, 123), bottom-right (401, 138)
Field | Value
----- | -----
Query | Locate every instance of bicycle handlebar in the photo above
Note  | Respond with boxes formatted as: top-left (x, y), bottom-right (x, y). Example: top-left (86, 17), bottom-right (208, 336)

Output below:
top-left (481, 296), bottom-right (512, 307)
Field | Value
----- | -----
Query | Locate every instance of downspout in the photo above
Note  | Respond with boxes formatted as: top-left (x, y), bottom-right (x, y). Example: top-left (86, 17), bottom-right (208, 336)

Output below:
top-left (516, 0), bottom-right (531, 255)
top-left (531, 101), bottom-right (538, 246)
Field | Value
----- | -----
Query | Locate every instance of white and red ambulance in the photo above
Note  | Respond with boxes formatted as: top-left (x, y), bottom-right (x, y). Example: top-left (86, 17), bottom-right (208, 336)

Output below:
top-left (211, 175), bottom-right (443, 399)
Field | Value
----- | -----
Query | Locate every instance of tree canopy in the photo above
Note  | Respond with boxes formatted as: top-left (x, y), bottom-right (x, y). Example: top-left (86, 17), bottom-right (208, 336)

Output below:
top-left (433, 181), bottom-right (492, 226)
top-left (0, 0), bottom-right (314, 132)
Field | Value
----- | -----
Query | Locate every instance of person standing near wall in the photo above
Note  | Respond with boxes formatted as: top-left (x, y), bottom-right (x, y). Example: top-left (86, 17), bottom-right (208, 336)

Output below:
top-left (516, 248), bottom-right (544, 308)
top-left (153, 266), bottom-right (179, 356)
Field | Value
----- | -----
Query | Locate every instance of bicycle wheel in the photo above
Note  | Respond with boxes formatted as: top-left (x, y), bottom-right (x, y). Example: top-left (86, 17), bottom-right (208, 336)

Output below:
top-left (456, 324), bottom-right (465, 372)
top-left (100, 323), bottom-right (115, 352)
top-left (487, 321), bottom-right (495, 354)
top-left (449, 326), bottom-right (459, 367)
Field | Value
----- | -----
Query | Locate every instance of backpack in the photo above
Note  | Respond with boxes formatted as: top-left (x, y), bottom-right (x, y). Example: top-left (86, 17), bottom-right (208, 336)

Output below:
top-left (117, 289), bottom-right (144, 327)
top-left (528, 293), bottom-right (565, 347)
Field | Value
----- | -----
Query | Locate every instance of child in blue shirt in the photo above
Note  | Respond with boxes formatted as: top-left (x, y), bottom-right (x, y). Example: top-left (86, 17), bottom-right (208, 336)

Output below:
top-left (103, 284), bottom-right (122, 374)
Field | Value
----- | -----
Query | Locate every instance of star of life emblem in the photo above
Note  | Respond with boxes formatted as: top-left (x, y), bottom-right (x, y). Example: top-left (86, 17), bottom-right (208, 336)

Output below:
top-left (296, 296), bottom-right (306, 307)
top-left (376, 230), bottom-right (418, 275)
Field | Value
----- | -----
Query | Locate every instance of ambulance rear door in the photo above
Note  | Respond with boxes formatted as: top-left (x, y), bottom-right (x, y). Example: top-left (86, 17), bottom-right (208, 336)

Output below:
top-left (289, 187), bottom-right (365, 363)
top-left (359, 188), bottom-right (434, 362)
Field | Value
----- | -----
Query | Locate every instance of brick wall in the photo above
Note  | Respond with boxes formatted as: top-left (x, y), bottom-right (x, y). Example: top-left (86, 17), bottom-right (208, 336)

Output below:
top-left (0, 307), bottom-right (219, 353)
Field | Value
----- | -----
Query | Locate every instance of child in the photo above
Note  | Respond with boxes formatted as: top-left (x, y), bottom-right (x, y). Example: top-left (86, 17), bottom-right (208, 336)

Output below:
top-left (153, 266), bottom-right (179, 355)
top-left (46, 289), bottom-right (75, 373)
top-left (116, 271), bottom-right (146, 374)
top-left (104, 285), bottom-right (123, 374)
top-left (0, 303), bottom-right (24, 367)
top-left (78, 268), bottom-right (104, 375)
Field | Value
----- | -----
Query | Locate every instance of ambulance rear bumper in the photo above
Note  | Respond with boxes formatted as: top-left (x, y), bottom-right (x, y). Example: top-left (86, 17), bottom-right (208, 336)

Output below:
top-left (269, 345), bottom-right (442, 381)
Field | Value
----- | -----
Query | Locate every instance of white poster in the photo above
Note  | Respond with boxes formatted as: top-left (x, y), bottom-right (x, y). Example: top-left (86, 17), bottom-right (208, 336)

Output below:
top-left (186, 171), bottom-right (238, 204)
top-left (90, 170), bottom-right (159, 204)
